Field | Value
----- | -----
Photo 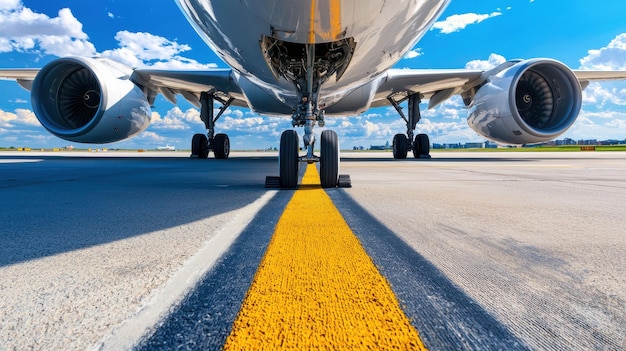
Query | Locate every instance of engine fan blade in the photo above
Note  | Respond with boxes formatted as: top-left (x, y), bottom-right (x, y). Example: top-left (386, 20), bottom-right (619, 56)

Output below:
top-left (515, 70), bottom-right (554, 129)
top-left (58, 68), bottom-right (101, 129)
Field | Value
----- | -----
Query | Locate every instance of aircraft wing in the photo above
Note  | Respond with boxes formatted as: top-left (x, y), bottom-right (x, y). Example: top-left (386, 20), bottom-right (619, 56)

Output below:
top-left (372, 68), bottom-right (483, 109)
top-left (0, 66), bottom-right (248, 108)
top-left (372, 67), bottom-right (626, 110)
top-left (573, 70), bottom-right (626, 83)
top-left (0, 68), bottom-right (40, 90)
top-left (130, 68), bottom-right (248, 108)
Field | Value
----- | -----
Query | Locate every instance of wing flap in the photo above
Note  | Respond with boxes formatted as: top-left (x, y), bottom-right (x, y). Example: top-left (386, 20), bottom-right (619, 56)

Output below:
top-left (574, 70), bottom-right (626, 82)
top-left (373, 67), bottom-right (626, 109)
top-left (131, 68), bottom-right (248, 107)
top-left (372, 68), bottom-right (482, 108)
top-left (0, 69), bottom-right (40, 91)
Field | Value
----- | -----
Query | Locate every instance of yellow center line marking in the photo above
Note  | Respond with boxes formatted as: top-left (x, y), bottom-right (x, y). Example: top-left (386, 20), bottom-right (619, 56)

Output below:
top-left (224, 165), bottom-right (428, 350)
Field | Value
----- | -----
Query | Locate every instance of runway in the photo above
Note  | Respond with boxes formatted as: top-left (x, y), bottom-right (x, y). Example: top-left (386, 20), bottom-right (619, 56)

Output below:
top-left (0, 151), bottom-right (624, 350)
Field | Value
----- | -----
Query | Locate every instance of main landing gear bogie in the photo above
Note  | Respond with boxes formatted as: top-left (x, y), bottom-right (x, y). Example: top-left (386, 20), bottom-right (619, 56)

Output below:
top-left (388, 93), bottom-right (431, 160)
top-left (392, 133), bottom-right (431, 160)
top-left (191, 92), bottom-right (233, 160)
top-left (191, 133), bottom-right (230, 159)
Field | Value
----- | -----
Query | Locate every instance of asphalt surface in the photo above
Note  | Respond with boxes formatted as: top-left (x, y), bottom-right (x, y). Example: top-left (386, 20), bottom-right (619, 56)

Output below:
top-left (0, 150), bottom-right (624, 350)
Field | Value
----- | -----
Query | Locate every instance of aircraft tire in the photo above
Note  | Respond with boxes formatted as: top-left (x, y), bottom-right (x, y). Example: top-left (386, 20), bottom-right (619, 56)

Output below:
top-left (214, 133), bottom-right (230, 159)
top-left (413, 133), bottom-right (430, 158)
top-left (393, 134), bottom-right (408, 159)
top-left (192, 133), bottom-right (209, 159)
top-left (320, 130), bottom-right (339, 188)
top-left (279, 130), bottom-right (299, 188)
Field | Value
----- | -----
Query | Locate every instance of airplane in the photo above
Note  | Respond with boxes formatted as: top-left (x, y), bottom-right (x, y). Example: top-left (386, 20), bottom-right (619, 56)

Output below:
top-left (2, 0), bottom-right (626, 188)
top-left (157, 145), bottom-right (177, 151)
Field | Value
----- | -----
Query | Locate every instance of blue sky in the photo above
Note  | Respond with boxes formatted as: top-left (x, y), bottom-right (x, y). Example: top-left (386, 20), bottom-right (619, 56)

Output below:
top-left (2, 0), bottom-right (626, 150)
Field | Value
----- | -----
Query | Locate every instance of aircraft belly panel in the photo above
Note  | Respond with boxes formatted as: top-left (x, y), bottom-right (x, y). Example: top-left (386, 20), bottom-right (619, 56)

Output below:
top-left (175, 0), bottom-right (450, 114)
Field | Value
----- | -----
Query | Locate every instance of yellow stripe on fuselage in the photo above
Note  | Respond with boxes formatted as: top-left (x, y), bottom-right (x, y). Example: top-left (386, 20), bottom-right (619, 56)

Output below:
top-left (309, 0), bottom-right (316, 43)
top-left (309, 0), bottom-right (343, 43)
top-left (223, 165), bottom-right (428, 350)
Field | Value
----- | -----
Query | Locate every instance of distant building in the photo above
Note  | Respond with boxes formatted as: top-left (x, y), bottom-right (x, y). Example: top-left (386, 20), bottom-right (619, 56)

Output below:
top-left (369, 145), bottom-right (386, 150)
top-left (369, 141), bottom-right (391, 151)
top-left (464, 142), bottom-right (485, 149)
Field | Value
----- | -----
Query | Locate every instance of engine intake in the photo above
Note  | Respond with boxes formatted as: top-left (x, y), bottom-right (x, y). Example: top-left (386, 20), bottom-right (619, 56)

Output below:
top-left (467, 59), bottom-right (582, 145)
top-left (31, 57), bottom-right (151, 143)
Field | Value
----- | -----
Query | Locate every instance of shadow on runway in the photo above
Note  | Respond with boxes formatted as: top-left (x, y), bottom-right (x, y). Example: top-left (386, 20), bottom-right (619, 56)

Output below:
top-left (327, 188), bottom-right (530, 350)
top-left (0, 155), bottom-right (278, 267)
top-left (340, 156), bottom-right (538, 163)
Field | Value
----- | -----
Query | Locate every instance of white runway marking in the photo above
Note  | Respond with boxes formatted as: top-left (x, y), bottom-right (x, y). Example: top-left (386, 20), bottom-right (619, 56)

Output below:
top-left (0, 159), bottom-right (43, 163)
top-left (90, 191), bottom-right (277, 351)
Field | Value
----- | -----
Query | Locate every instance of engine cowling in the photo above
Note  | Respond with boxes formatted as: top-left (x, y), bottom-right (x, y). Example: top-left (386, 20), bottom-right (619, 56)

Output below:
top-left (467, 59), bottom-right (582, 145)
top-left (31, 57), bottom-right (151, 143)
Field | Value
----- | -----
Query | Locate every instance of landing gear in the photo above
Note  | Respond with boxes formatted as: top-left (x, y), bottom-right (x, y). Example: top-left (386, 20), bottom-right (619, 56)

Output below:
top-left (191, 91), bottom-right (234, 159)
top-left (270, 128), bottom-right (347, 189)
top-left (265, 42), bottom-right (351, 188)
top-left (388, 93), bottom-right (431, 159)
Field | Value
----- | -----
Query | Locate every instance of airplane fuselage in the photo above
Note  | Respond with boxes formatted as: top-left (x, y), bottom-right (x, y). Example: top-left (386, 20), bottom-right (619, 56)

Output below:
top-left (175, 0), bottom-right (450, 115)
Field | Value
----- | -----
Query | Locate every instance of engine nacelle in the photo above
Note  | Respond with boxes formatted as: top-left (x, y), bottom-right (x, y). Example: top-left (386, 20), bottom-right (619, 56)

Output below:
top-left (31, 57), bottom-right (151, 143)
top-left (467, 59), bottom-right (582, 145)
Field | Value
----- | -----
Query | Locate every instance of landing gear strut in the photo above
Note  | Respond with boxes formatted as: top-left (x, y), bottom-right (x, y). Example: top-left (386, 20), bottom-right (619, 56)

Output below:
top-left (191, 91), bottom-right (234, 159)
top-left (388, 93), bottom-right (431, 159)
top-left (266, 41), bottom-right (352, 188)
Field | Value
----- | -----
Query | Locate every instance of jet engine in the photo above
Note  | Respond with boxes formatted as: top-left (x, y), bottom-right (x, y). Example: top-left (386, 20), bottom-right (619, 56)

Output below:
top-left (31, 57), bottom-right (151, 143)
top-left (467, 59), bottom-right (582, 145)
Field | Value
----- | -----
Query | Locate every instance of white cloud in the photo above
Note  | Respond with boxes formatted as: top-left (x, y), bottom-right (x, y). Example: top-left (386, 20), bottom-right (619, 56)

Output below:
top-left (149, 107), bottom-right (200, 130)
top-left (404, 49), bottom-right (422, 59)
top-left (582, 82), bottom-right (626, 107)
top-left (432, 12), bottom-right (502, 34)
top-left (579, 33), bottom-right (626, 70)
top-left (576, 33), bottom-right (626, 132)
top-left (0, 108), bottom-right (40, 127)
top-left (100, 30), bottom-right (218, 69)
top-left (0, 3), bottom-right (216, 69)
top-left (465, 53), bottom-right (506, 70)
top-left (14, 108), bottom-right (40, 125)
top-left (0, 0), bottom-right (20, 11)
top-left (136, 131), bottom-right (166, 142)
top-left (0, 5), bottom-right (95, 56)
top-left (0, 109), bottom-right (17, 126)
top-left (105, 31), bottom-right (190, 62)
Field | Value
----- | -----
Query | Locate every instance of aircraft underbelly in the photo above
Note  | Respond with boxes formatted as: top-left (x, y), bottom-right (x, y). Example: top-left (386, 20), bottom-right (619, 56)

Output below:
top-left (175, 0), bottom-right (450, 115)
